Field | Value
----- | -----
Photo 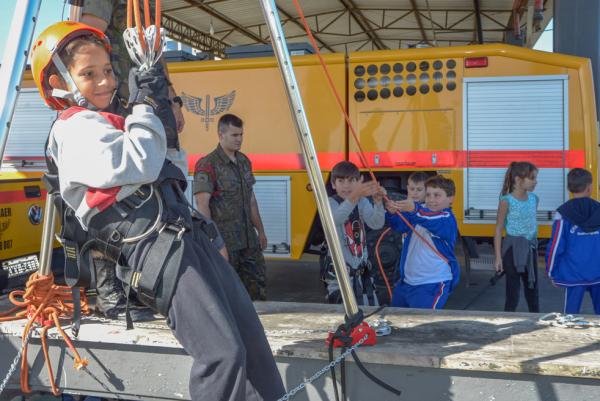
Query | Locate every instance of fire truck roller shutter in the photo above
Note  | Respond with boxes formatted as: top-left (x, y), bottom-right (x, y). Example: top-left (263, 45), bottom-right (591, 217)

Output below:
top-left (184, 175), bottom-right (291, 256)
top-left (4, 88), bottom-right (57, 168)
top-left (463, 75), bottom-right (569, 224)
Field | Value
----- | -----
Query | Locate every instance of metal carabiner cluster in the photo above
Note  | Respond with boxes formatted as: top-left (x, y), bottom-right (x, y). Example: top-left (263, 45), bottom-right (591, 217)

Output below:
top-left (123, 0), bottom-right (164, 70)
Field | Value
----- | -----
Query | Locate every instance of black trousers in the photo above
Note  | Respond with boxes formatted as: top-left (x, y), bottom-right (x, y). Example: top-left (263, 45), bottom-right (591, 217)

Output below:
top-left (130, 230), bottom-right (285, 401)
top-left (503, 248), bottom-right (540, 313)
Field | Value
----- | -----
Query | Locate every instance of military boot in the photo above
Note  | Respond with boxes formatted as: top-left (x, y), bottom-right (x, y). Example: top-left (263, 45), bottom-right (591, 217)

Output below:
top-left (94, 258), bottom-right (156, 322)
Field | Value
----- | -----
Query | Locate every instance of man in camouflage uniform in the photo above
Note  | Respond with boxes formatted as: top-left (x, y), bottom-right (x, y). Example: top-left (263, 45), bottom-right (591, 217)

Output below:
top-left (194, 114), bottom-right (268, 301)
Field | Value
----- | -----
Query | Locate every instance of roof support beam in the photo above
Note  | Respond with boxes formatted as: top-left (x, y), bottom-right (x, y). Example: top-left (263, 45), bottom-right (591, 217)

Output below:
top-left (409, 0), bottom-right (430, 45)
top-left (473, 0), bottom-right (484, 43)
top-left (276, 5), bottom-right (336, 52)
top-left (339, 0), bottom-right (386, 49)
top-left (180, 0), bottom-right (268, 44)
top-left (162, 14), bottom-right (228, 57)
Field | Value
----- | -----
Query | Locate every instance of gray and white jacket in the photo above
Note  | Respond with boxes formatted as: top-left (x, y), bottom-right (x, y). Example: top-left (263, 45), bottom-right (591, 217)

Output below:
top-left (47, 104), bottom-right (187, 229)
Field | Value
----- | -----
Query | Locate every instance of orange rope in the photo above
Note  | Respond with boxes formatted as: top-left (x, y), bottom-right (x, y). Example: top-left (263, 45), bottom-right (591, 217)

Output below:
top-left (130, 0), bottom-right (147, 52)
top-left (128, 0), bottom-right (162, 54)
top-left (143, 0), bottom-right (151, 28)
top-left (154, 0), bottom-right (162, 51)
top-left (374, 228), bottom-right (393, 301)
top-left (291, 0), bottom-right (449, 266)
top-left (127, 0), bottom-right (133, 29)
top-left (0, 272), bottom-right (90, 395)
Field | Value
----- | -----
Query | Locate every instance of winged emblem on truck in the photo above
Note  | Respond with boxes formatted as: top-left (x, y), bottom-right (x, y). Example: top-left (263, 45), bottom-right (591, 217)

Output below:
top-left (180, 91), bottom-right (236, 131)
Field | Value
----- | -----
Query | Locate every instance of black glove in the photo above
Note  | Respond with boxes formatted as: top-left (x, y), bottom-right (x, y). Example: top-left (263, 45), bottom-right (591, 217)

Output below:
top-left (128, 65), bottom-right (169, 108)
top-left (128, 66), bottom-right (179, 149)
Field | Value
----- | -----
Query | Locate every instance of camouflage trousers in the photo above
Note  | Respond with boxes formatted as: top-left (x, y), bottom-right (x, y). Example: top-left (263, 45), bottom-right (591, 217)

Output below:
top-left (229, 247), bottom-right (267, 301)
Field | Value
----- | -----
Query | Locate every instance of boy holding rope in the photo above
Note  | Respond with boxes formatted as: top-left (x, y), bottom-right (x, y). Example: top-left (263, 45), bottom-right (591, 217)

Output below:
top-left (386, 176), bottom-right (460, 309)
top-left (322, 161), bottom-right (386, 306)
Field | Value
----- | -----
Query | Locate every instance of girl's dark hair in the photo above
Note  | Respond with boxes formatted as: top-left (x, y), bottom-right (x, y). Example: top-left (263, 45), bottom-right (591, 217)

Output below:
top-left (501, 161), bottom-right (538, 195)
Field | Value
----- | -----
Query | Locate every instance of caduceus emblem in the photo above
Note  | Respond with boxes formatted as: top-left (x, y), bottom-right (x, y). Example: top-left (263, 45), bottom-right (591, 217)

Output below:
top-left (180, 91), bottom-right (236, 131)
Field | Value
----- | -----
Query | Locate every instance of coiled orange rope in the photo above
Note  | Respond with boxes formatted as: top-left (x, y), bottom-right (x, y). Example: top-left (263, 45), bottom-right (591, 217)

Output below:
top-left (0, 272), bottom-right (90, 395)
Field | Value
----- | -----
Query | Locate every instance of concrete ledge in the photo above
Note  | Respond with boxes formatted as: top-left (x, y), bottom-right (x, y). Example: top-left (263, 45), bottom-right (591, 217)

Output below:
top-left (2, 302), bottom-right (600, 400)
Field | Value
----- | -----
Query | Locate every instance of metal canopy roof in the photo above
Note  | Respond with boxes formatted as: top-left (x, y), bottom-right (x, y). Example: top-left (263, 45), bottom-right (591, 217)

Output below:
top-left (161, 0), bottom-right (553, 58)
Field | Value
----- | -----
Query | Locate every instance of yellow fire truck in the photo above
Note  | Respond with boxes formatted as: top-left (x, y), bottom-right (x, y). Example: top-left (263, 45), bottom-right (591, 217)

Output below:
top-left (171, 44), bottom-right (598, 259)
top-left (1, 44), bottom-right (597, 283)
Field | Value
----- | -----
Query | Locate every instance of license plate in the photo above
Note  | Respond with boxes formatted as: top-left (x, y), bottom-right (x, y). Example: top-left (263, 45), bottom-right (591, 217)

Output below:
top-left (2, 255), bottom-right (39, 278)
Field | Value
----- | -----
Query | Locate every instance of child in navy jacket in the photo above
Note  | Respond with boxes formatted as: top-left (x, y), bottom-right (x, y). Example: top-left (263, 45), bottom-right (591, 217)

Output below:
top-left (546, 168), bottom-right (600, 314)
top-left (386, 176), bottom-right (459, 309)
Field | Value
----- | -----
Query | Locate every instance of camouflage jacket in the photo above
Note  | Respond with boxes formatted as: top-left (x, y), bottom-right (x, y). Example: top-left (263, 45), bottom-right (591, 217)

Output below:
top-left (193, 145), bottom-right (258, 252)
top-left (82, 0), bottom-right (156, 103)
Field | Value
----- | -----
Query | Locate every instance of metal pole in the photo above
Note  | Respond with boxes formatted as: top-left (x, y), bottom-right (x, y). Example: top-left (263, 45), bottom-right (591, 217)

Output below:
top-left (39, 193), bottom-right (57, 276)
top-left (258, 0), bottom-right (359, 318)
top-left (0, 0), bottom-right (42, 167)
top-left (68, 0), bottom-right (84, 22)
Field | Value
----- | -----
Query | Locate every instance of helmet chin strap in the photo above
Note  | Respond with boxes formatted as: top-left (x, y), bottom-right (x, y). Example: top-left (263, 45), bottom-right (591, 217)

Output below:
top-left (50, 53), bottom-right (99, 111)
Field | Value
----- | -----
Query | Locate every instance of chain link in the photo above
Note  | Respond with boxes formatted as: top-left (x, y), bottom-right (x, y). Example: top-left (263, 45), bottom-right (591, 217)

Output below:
top-left (5, 316), bottom-right (369, 400)
top-left (83, 315), bottom-right (369, 401)
top-left (276, 334), bottom-right (368, 401)
top-left (0, 329), bottom-right (34, 397)
top-left (538, 312), bottom-right (600, 329)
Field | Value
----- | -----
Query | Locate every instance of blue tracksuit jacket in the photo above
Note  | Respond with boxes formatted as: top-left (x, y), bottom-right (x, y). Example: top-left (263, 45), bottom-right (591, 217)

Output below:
top-left (386, 204), bottom-right (460, 291)
top-left (546, 197), bottom-right (600, 286)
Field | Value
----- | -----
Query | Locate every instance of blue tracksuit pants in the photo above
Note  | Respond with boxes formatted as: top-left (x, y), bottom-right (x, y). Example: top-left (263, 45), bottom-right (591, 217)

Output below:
top-left (564, 284), bottom-right (600, 315)
top-left (392, 280), bottom-right (452, 309)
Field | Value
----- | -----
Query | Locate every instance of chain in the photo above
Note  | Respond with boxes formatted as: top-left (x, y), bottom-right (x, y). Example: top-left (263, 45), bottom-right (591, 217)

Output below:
top-left (0, 329), bottom-right (34, 397)
top-left (82, 315), bottom-right (370, 401)
top-left (276, 334), bottom-right (368, 401)
top-left (265, 328), bottom-right (330, 336)
top-left (538, 312), bottom-right (600, 329)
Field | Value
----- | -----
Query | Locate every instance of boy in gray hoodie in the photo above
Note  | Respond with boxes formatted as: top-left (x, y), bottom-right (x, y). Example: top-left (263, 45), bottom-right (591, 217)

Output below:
top-left (322, 161), bottom-right (385, 305)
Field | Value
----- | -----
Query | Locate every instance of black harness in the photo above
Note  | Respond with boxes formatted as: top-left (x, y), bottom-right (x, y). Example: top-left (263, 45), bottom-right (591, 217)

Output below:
top-left (44, 144), bottom-right (191, 328)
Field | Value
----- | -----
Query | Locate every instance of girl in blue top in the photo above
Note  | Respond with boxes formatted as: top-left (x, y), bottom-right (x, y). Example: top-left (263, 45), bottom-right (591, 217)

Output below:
top-left (494, 161), bottom-right (540, 312)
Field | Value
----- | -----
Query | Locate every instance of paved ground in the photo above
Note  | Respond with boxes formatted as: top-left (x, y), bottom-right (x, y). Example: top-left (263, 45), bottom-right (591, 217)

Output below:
top-left (0, 250), bottom-right (596, 401)
top-left (1, 250), bottom-right (595, 315)
top-left (266, 252), bottom-right (596, 314)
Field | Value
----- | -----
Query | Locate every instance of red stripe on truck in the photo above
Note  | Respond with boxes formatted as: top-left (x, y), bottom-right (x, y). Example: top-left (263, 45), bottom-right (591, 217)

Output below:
top-left (0, 190), bottom-right (47, 203)
top-left (350, 150), bottom-right (585, 169)
top-left (186, 150), bottom-right (584, 172)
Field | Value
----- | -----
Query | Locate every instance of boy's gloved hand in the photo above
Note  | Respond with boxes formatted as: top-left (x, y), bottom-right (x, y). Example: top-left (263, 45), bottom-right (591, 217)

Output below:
top-left (128, 66), bottom-right (179, 149)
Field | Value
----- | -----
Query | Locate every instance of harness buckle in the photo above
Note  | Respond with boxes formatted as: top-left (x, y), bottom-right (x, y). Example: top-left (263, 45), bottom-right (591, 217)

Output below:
top-left (159, 221), bottom-right (187, 241)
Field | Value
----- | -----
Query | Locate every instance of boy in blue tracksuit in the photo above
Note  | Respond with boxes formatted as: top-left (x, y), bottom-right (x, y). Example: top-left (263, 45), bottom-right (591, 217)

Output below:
top-left (546, 168), bottom-right (600, 314)
top-left (386, 176), bottom-right (459, 309)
